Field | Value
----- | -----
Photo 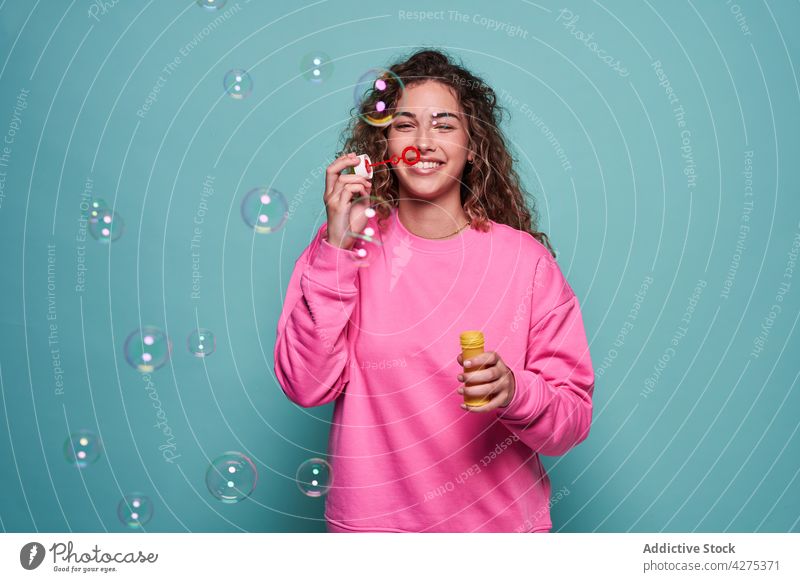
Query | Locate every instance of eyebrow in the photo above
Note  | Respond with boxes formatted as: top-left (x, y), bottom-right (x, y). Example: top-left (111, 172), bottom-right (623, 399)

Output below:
top-left (395, 111), bottom-right (461, 121)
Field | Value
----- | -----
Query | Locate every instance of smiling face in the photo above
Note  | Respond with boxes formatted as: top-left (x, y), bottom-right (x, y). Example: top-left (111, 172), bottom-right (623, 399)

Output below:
top-left (387, 80), bottom-right (473, 202)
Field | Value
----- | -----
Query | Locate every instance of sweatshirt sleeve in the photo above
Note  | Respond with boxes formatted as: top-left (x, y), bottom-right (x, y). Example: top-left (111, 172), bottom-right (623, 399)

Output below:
top-left (273, 224), bottom-right (361, 408)
top-left (496, 252), bottom-right (595, 456)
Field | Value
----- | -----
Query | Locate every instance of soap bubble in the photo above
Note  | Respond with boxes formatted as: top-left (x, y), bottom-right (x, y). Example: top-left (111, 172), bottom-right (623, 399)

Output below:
top-left (345, 195), bottom-right (387, 268)
top-left (241, 187), bottom-right (288, 234)
top-left (296, 458), bottom-right (332, 497)
top-left (206, 451), bottom-right (258, 503)
top-left (88, 198), bottom-right (109, 223)
top-left (64, 430), bottom-right (102, 468)
top-left (354, 68), bottom-right (404, 127)
top-left (197, 0), bottom-right (226, 9)
top-left (300, 52), bottom-right (333, 83)
top-left (223, 69), bottom-right (252, 100)
top-left (117, 493), bottom-right (153, 528)
top-left (88, 208), bottom-right (124, 243)
top-left (187, 328), bottom-right (216, 358)
top-left (124, 326), bottom-right (172, 373)
top-left (349, 235), bottom-right (380, 268)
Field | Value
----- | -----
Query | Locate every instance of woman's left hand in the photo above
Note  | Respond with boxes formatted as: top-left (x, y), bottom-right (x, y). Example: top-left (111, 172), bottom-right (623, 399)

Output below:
top-left (455, 351), bottom-right (516, 413)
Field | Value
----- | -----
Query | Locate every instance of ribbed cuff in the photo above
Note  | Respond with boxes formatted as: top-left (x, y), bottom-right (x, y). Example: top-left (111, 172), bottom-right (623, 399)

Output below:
top-left (304, 236), bottom-right (361, 294)
top-left (496, 368), bottom-right (548, 424)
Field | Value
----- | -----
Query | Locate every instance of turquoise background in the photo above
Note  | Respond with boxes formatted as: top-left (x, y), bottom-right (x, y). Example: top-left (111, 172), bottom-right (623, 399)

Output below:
top-left (0, 0), bottom-right (798, 532)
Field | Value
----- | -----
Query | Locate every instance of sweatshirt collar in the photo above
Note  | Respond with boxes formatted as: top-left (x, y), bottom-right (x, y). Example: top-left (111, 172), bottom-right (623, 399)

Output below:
top-left (389, 206), bottom-right (481, 254)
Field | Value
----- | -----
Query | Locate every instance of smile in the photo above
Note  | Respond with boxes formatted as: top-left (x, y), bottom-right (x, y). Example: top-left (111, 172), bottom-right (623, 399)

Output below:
top-left (408, 161), bottom-right (444, 175)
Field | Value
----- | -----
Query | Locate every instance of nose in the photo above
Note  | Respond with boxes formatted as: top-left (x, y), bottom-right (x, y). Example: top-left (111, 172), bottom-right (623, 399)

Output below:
top-left (415, 124), bottom-right (437, 155)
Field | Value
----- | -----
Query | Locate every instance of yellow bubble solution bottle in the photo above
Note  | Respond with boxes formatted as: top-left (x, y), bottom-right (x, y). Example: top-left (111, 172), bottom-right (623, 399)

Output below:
top-left (460, 331), bottom-right (491, 407)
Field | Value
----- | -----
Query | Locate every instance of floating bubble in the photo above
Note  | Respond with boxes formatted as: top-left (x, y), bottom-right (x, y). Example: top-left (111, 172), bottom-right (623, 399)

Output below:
top-left (223, 69), bottom-right (252, 100)
top-left (354, 68), bottom-right (404, 127)
top-left (197, 0), bottom-right (227, 9)
top-left (117, 493), bottom-right (153, 528)
top-left (64, 430), bottom-right (102, 468)
top-left (296, 458), bottom-right (332, 497)
top-left (345, 195), bottom-right (388, 268)
top-left (124, 326), bottom-right (172, 373)
top-left (241, 187), bottom-right (288, 234)
top-left (88, 198), bottom-right (109, 224)
top-left (300, 52), bottom-right (333, 83)
top-left (349, 237), bottom-right (380, 268)
top-left (88, 207), bottom-right (124, 243)
top-left (187, 328), bottom-right (216, 358)
top-left (206, 451), bottom-right (258, 503)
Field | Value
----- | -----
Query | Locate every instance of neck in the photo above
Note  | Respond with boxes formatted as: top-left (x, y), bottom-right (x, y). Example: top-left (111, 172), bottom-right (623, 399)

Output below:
top-left (397, 188), bottom-right (469, 240)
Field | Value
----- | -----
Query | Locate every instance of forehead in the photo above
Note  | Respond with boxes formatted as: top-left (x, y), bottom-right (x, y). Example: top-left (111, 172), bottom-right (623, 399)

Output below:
top-left (396, 80), bottom-right (462, 113)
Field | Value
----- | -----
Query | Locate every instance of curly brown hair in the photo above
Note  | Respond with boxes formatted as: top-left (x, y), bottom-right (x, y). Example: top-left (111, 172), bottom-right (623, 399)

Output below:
top-left (338, 48), bottom-right (555, 257)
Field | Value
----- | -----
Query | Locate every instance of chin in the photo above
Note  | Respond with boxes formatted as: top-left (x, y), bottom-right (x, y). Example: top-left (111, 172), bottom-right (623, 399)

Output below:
top-left (399, 185), bottom-right (447, 201)
top-left (398, 176), bottom-right (456, 200)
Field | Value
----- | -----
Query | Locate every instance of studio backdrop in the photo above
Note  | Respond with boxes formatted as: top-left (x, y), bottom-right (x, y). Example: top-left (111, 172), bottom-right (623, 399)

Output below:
top-left (0, 0), bottom-right (798, 532)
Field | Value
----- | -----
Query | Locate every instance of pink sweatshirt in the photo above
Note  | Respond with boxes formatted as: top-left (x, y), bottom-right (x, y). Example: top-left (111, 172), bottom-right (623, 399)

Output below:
top-left (274, 206), bottom-right (595, 532)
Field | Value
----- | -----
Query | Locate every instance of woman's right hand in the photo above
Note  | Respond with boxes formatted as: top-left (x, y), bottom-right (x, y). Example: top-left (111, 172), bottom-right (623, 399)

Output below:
top-left (323, 153), bottom-right (373, 250)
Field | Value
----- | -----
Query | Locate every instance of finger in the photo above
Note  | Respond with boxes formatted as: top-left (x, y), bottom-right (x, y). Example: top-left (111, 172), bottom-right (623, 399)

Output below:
top-left (462, 350), bottom-right (498, 369)
top-left (335, 175), bottom-right (372, 188)
top-left (461, 378), bottom-right (501, 401)
top-left (330, 153), bottom-right (359, 171)
top-left (332, 182), bottom-right (369, 207)
top-left (332, 182), bottom-right (368, 206)
top-left (461, 365), bottom-right (500, 386)
top-left (328, 178), bottom-right (371, 203)
top-left (461, 389), bottom-right (508, 413)
top-left (335, 178), bottom-right (370, 197)
top-left (324, 154), bottom-right (361, 196)
top-left (327, 153), bottom-right (358, 175)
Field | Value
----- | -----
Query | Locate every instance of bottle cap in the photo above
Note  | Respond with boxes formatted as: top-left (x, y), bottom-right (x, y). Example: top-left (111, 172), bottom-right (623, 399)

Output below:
top-left (354, 154), bottom-right (373, 179)
top-left (460, 330), bottom-right (485, 350)
top-left (341, 154), bottom-right (373, 179)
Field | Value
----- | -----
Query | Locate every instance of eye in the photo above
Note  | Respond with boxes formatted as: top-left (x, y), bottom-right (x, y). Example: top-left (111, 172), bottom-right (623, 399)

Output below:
top-left (394, 123), bottom-right (414, 130)
top-left (434, 124), bottom-right (454, 130)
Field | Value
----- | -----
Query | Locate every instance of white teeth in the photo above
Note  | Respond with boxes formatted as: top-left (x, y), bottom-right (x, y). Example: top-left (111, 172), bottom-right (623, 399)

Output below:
top-left (418, 161), bottom-right (442, 169)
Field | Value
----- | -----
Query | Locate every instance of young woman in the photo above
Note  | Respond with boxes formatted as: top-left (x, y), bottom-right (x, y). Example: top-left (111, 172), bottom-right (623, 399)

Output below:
top-left (274, 49), bottom-right (595, 533)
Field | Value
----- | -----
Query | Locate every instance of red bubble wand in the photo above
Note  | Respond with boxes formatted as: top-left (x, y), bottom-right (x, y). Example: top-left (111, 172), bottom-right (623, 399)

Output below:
top-left (365, 145), bottom-right (420, 173)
